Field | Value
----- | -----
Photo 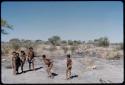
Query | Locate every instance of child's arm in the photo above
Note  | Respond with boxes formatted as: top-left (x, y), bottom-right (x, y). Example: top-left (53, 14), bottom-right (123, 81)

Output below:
top-left (12, 57), bottom-right (15, 68)
top-left (26, 52), bottom-right (29, 61)
top-left (12, 57), bottom-right (14, 68)
top-left (67, 60), bottom-right (72, 69)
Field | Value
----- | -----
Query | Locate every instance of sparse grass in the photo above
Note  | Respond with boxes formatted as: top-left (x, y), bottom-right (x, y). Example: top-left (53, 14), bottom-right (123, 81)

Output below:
top-left (106, 51), bottom-right (120, 60)
top-left (1, 40), bottom-right (123, 61)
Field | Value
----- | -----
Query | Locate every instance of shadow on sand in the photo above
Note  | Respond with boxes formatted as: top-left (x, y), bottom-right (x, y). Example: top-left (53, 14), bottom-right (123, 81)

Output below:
top-left (51, 72), bottom-right (58, 77)
top-left (17, 66), bottom-right (43, 75)
top-left (70, 75), bottom-right (78, 79)
top-left (49, 72), bottom-right (58, 79)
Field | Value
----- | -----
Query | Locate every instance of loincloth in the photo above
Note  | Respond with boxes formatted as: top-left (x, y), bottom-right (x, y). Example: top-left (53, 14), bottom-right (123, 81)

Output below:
top-left (28, 58), bottom-right (34, 63)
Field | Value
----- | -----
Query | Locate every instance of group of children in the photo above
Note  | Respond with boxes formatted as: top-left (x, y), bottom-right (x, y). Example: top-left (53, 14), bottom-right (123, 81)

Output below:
top-left (12, 47), bottom-right (35, 74)
top-left (12, 47), bottom-right (72, 80)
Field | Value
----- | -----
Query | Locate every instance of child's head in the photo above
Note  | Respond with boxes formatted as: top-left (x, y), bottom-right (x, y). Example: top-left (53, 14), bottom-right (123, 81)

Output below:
top-left (16, 53), bottom-right (19, 57)
top-left (21, 51), bottom-right (25, 55)
top-left (67, 54), bottom-right (70, 58)
top-left (29, 47), bottom-right (33, 51)
top-left (42, 54), bottom-right (46, 59)
top-left (12, 51), bottom-right (16, 56)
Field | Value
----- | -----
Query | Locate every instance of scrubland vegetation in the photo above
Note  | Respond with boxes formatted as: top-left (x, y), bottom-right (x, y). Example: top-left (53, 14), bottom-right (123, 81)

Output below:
top-left (2, 36), bottom-right (123, 60)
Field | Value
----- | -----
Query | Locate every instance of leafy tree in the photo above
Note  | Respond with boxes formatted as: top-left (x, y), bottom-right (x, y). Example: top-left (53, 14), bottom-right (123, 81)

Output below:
top-left (73, 40), bottom-right (82, 45)
top-left (35, 40), bottom-right (44, 44)
top-left (9, 38), bottom-right (21, 51)
top-left (94, 37), bottom-right (110, 47)
top-left (68, 40), bottom-right (74, 45)
top-left (120, 43), bottom-right (123, 49)
top-left (61, 40), bottom-right (67, 45)
top-left (1, 18), bottom-right (13, 34)
top-left (20, 39), bottom-right (34, 49)
top-left (48, 35), bottom-right (61, 46)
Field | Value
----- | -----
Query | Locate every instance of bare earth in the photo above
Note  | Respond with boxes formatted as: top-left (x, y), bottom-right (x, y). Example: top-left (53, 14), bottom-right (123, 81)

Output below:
top-left (1, 55), bottom-right (123, 84)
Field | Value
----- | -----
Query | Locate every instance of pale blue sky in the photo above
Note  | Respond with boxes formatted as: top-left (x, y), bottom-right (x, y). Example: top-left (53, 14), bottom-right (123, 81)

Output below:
top-left (1, 1), bottom-right (123, 43)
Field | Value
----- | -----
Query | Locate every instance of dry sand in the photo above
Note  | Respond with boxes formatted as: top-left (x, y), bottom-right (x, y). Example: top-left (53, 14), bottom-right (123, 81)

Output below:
top-left (1, 55), bottom-right (124, 84)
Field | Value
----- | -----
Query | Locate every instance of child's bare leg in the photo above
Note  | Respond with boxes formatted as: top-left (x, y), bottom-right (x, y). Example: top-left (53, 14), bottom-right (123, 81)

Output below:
top-left (46, 68), bottom-right (50, 77)
top-left (49, 64), bottom-right (53, 76)
top-left (29, 63), bottom-right (31, 70)
top-left (48, 67), bottom-right (52, 76)
top-left (66, 69), bottom-right (69, 79)
top-left (69, 69), bottom-right (71, 78)
top-left (32, 61), bottom-right (35, 70)
top-left (13, 68), bottom-right (16, 75)
top-left (21, 63), bottom-right (24, 72)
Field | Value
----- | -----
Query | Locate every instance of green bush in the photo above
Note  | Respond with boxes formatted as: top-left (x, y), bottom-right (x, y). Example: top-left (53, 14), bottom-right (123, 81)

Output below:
top-left (94, 37), bottom-right (110, 47)
top-left (48, 36), bottom-right (61, 46)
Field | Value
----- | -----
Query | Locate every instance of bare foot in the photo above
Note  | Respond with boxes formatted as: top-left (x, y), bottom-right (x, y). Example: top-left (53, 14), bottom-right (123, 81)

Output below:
top-left (48, 75), bottom-right (51, 78)
top-left (66, 78), bottom-right (70, 80)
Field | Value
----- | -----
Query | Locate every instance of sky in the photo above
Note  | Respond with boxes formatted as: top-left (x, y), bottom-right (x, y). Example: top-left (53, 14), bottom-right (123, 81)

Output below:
top-left (1, 1), bottom-right (123, 43)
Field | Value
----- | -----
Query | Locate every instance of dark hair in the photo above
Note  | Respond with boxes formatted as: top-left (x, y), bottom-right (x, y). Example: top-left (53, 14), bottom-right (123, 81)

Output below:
top-left (12, 51), bottom-right (16, 54)
top-left (29, 47), bottom-right (33, 50)
top-left (67, 54), bottom-right (70, 58)
top-left (42, 55), bottom-right (46, 58)
top-left (21, 51), bottom-right (25, 55)
top-left (21, 51), bottom-right (24, 53)
top-left (16, 53), bottom-right (19, 56)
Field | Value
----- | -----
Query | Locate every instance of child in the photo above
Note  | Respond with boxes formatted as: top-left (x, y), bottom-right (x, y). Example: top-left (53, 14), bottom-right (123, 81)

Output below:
top-left (12, 51), bottom-right (17, 75)
top-left (66, 54), bottom-right (72, 80)
top-left (42, 55), bottom-right (53, 78)
top-left (27, 47), bottom-right (35, 70)
top-left (12, 52), bottom-right (21, 74)
top-left (15, 52), bottom-right (21, 74)
top-left (20, 51), bottom-right (26, 73)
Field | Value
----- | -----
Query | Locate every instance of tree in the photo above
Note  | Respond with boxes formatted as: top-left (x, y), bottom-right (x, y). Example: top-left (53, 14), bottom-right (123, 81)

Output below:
top-left (48, 35), bottom-right (61, 46)
top-left (22, 40), bottom-right (33, 49)
top-left (9, 38), bottom-right (21, 51)
top-left (35, 40), bottom-right (44, 44)
top-left (87, 40), bottom-right (93, 44)
top-left (9, 38), bottom-right (20, 43)
top-left (94, 37), bottom-right (110, 47)
top-left (68, 40), bottom-right (74, 45)
top-left (120, 43), bottom-right (123, 49)
top-left (73, 40), bottom-right (82, 45)
top-left (1, 18), bottom-right (13, 34)
top-left (61, 40), bottom-right (67, 45)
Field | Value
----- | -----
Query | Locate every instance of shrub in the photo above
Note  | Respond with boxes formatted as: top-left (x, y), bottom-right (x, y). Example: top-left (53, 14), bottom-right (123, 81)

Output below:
top-left (48, 36), bottom-right (61, 46)
top-left (61, 46), bottom-right (68, 54)
top-left (94, 37), bottom-right (110, 47)
top-left (70, 46), bottom-right (77, 54)
top-left (106, 51), bottom-right (120, 60)
top-left (49, 45), bottom-right (57, 51)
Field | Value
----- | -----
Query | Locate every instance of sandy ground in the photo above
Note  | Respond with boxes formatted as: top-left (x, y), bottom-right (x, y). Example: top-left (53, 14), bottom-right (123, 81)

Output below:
top-left (1, 55), bottom-right (124, 84)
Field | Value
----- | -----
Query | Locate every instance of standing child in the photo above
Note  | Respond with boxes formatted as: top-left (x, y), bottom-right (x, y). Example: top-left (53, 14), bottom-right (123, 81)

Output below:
top-left (12, 52), bottom-right (21, 74)
top-left (20, 51), bottom-right (26, 73)
top-left (15, 52), bottom-right (21, 74)
top-left (12, 51), bottom-right (17, 75)
top-left (66, 54), bottom-right (72, 80)
top-left (27, 47), bottom-right (35, 71)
